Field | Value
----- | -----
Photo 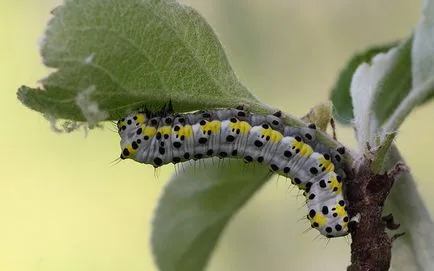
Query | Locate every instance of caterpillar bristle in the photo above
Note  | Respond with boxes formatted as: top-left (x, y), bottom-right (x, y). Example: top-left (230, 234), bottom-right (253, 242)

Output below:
top-left (307, 123), bottom-right (317, 130)
top-left (235, 104), bottom-right (245, 110)
top-left (273, 111), bottom-right (282, 118)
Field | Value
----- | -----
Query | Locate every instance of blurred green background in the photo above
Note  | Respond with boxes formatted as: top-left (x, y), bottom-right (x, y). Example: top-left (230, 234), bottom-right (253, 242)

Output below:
top-left (1, 0), bottom-right (433, 270)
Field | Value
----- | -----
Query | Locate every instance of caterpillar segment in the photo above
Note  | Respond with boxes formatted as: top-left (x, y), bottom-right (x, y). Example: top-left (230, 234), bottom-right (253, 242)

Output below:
top-left (117, 104), bottom-right (353, 237)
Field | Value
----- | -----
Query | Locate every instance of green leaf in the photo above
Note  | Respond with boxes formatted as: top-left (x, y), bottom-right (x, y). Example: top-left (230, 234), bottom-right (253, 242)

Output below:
top-left (330, 42), bottom-right (398, 125)
top-left (385, 146), bottom-right (434, 271)
top-left (349, 46), bottom-right (404, 150)
top-left (382, 0), bottom-right (434, 134)
top-left (372, 38), bottom-right (412, 125)
top-left (151, 159), bottom-right (272, 271)
top-left (17, 0), bottom-right (261, 122)
top-left (334, 34), bottom-right (434, 132)
top-left (413, 0), bottom-right (434, 93)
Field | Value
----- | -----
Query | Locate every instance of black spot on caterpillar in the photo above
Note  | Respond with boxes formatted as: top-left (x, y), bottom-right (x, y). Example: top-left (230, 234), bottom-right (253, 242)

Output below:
top-left (117, 103), bottom-right (352, 238)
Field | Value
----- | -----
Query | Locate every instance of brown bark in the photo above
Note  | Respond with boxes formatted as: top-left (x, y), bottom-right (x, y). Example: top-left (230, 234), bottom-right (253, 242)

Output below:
top-left (346, 159), bottom-right (406, 271)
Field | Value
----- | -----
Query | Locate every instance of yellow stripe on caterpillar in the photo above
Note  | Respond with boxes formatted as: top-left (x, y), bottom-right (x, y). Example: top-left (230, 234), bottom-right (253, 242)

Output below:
top-left (230, 120), bottom-right (251, 135)
top-left (201, 120), bottom-right (221, 135)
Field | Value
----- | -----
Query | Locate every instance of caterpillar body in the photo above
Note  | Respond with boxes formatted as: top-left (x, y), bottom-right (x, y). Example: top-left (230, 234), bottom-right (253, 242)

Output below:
top-left (117, 103), bottom-right (353, 238)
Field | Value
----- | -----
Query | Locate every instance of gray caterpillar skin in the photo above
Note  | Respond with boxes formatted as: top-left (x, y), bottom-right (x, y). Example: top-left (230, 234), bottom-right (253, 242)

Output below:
top-left (117, 104), bottom-right (353, 238)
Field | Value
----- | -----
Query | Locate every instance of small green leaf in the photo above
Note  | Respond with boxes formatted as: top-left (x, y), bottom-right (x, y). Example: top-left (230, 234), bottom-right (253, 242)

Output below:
top-left (330, 42), bottom-right (398, 125)
top-left (151, 159), bottom-right (272, 271)
top-left (370, 132), bottom-right (396, 173)
top-left (301, 101), bottom-right (333, 132)
top-left (17, 0), bottom-right (261, 122)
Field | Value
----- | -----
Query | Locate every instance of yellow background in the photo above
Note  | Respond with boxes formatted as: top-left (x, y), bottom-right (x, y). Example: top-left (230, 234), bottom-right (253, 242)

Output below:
top-left (1, 0), bottom-right (433, 270)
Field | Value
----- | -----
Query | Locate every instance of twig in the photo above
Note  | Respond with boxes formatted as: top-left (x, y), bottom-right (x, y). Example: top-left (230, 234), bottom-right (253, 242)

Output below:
top-left (346, 159), bottom-right (405, 271)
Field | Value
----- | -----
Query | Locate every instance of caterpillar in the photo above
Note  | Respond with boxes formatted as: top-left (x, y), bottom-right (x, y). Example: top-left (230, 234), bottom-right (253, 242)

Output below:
top-left (116, 102), bottom-right (354, 238)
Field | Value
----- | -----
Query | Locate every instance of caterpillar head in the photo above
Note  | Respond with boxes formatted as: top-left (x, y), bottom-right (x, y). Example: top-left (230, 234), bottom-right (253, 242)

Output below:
top-left (119, 139), bottom-right (139, 160)
top-left (307, 199), bottom-right (350, 237)
top-left (117, 111), bottom-right (147, 138)
top-left (119, 121), bottom-right (157, 161)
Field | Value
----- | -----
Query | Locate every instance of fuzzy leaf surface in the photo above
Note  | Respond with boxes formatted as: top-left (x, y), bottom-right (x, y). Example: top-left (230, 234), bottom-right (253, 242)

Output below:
top-left (17, 0), bottom-right (261, 122)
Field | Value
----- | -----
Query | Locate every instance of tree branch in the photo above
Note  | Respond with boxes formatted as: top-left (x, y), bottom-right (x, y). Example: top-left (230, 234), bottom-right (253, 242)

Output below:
top-left (346, 158), bottom-right (406, 271)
